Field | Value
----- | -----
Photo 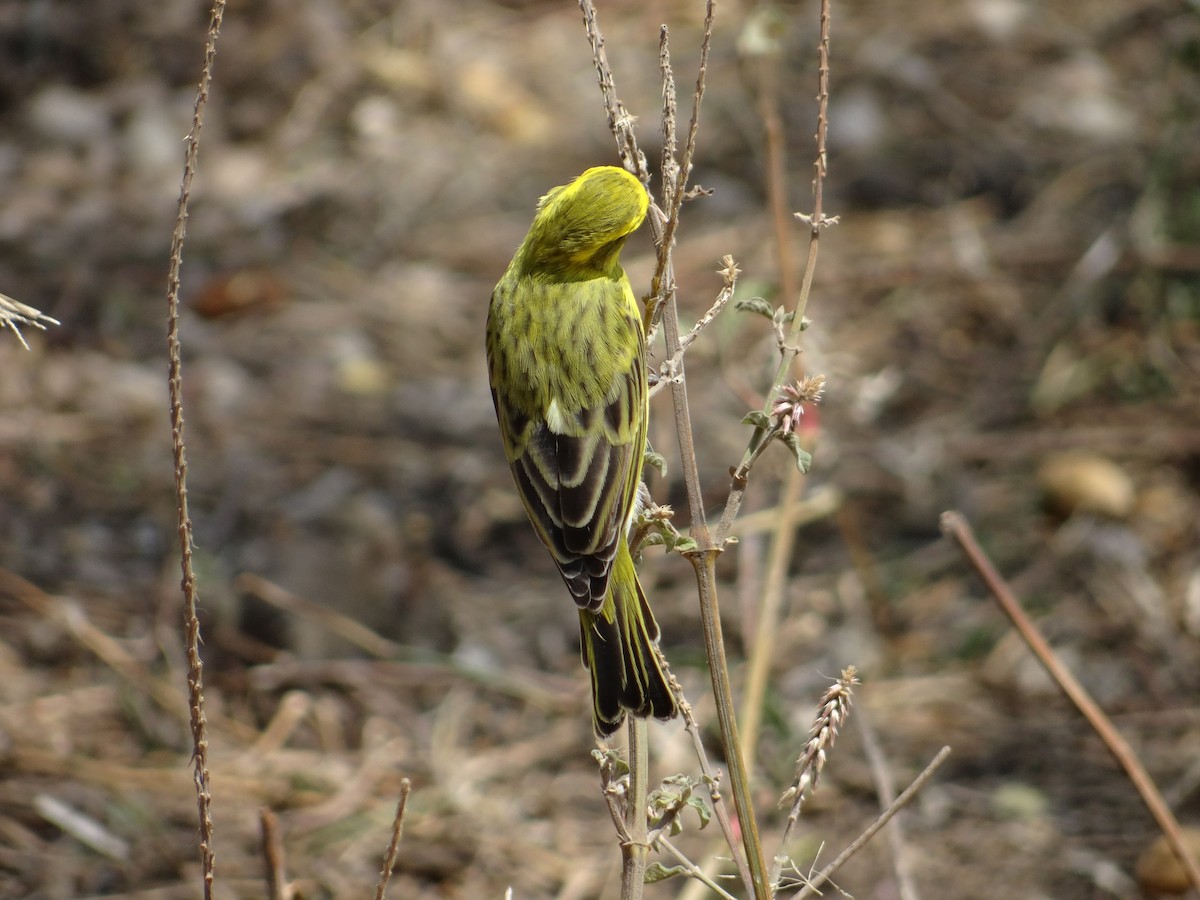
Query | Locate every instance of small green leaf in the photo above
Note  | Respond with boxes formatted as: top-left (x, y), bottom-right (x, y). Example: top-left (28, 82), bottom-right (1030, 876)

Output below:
top-left (772, 307), bottom-right (795, 327)
top-left (687, 795), bottom-right (712, 829)
top-left (741, 410), bottom-right (772, 429)
top-left (778, 432), bottom-right (812, 473)
top-left (592, 747), bottom-right (629, 777)
top-left (734, 296), bottom-right (774, 319)
top-left (649, 790), bottom-right (680, 813)
top-left (640, 531), bottom-right (665, 548)
top-left (662, 774), bottom-right (695, 788)
top-left (643, 448), bottom-right (667, 478)
top-left (644, 863), bottom-right (688, 884)
top-left (672, 537), bottom-right (698, 554)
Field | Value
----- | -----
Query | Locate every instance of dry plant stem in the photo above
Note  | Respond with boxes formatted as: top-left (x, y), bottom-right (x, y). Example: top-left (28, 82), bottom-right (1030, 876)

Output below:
top-left (621, 718), bottom-right (650, 900)
top-left (650, 0), bottom-right (714, 314)
top-left (739, 466), bottom-right (803, 771)
top-left (857, 709), bottom-right (920, 900)
top-left (686, 550), bottom-right (771, 900)
top-left (579, 0), bottom-right (644, 175)
top-left (581, 3), bottom-right (769, 896)
top-left (669, 665), bottom-right (754, 894)
top-left (259, 809), bottom-right (286, 900)
top-left (715, 0), bottom-right (836, 549)
top-left (165, 3), bottom-right (225, 896)
top-left (941, 510), bottom-right (1200, 893)
top-left (793, 746), bottom-right (951, 899)
top-left (751, 14), bottom-right (798, 307)
top-left (374, 778), bottom-right (413, 900)
top-left (738, 8), bottom-right (807, 768)
top-left (653, 19), bottom-right (771, 900)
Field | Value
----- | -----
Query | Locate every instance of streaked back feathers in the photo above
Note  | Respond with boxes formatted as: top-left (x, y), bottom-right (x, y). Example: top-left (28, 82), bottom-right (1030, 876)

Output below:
top-left (485, 166), bottom-right (676, 735)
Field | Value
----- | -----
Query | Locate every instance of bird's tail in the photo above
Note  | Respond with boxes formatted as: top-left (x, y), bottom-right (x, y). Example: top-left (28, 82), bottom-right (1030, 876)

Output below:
top-left (579, 542), bottom-right (678, 737)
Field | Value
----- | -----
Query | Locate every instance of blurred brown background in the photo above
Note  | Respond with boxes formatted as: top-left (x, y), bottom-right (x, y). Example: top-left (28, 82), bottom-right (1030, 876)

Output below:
top-left (1, 1), bottom-right (1198, 897)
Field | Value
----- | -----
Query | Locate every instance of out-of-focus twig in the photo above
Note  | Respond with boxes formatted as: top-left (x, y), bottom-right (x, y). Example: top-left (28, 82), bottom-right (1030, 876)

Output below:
top-left (259, 808), bottom-right (287, 900)
top-left (858, 708), bottom-right (921, 900)
top-left (941, 510), bottom-right (1200, 894)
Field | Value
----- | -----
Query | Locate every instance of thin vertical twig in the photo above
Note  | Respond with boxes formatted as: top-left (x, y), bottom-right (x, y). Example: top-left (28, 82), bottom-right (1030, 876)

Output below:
top-left (374, 779), bottom-right (413, 900)
top-left (259, 809), bottom-right (287, 900)
top-left (165, 3), bottom-right (226, 897)
top-left (736, 8), bottom-right (806, 767)
top-left (650, 0), bottom-right (716, 316)
top-left (941, 511), bottom-right (1200, 894)
top-left (715, 0), bottom-right (837, 548)
top-left (667, 665), bottom-right (754, 894)
top-left (739, 467), bottom-right (803, 771)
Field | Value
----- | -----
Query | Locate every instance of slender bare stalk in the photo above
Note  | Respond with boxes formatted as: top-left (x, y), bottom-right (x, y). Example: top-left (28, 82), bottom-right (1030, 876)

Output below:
top-left (664, 659), bottom-right (754, 893)
top-left (941, 510), bottom-right (1200, 894)
top-left (621, 719), bottom-right (650, 900)
top-left (259, 809), bottom-right (286, 900)
top-left (739, 471), bottom-right (803, 771)
top-left (165, 3), bottom-right (226, 896)
top-left (374, 779), bottom-right (413, 900)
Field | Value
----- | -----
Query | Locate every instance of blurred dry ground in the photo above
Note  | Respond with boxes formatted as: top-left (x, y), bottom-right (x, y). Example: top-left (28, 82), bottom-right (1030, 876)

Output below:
top-left (1, 0), bottom-right (1199, 898)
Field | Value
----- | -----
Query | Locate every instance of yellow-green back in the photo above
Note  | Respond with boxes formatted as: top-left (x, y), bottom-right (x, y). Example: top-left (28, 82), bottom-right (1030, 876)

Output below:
top-left (485, 166), bottom-right (649, 609)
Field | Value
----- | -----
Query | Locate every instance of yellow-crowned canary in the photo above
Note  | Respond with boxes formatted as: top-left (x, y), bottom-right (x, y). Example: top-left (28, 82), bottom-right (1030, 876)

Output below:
top-left (486, 166), bottom-right (677, 736)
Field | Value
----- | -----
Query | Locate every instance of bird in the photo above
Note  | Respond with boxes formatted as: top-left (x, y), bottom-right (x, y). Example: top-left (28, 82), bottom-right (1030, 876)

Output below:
top-left (485, 166), bottom-right (678, 736)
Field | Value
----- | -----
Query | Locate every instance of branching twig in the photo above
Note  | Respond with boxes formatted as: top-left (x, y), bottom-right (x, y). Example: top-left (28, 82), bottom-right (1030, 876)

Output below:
top-left (941, 510), bottom-right (1200, 894)
top-left (715, 0), bottom-right (838, 548)
top-left (650, 0), bottom-right (715, 326)
top-left (166, 3), bottom-right (226, 897)
top-left (649, 255), bottom-right (740, 399)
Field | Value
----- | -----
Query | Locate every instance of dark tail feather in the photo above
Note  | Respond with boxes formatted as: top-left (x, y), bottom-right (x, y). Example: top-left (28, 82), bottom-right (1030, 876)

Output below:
top-left (580, 568), bottom-right (677, 737)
